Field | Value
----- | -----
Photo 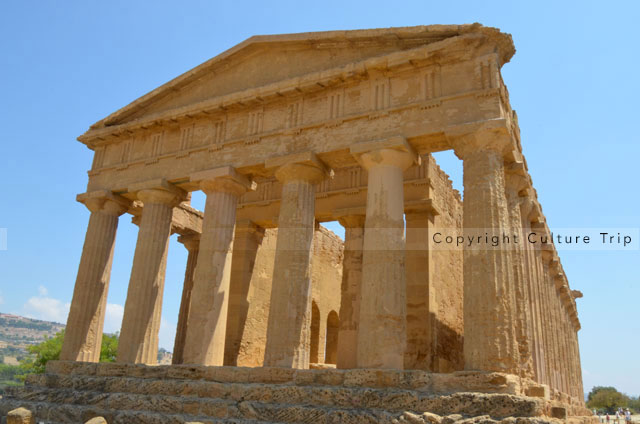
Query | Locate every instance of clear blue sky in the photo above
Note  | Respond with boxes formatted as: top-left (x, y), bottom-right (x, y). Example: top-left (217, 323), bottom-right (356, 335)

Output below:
top-left (0, 0), bottom-right (638, 396)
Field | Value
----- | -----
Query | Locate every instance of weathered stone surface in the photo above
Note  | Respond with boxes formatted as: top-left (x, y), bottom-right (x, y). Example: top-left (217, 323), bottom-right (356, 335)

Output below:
top-left (46, 23), bottom-right (591, 424)
top-left (7, 408), bottom-right (34, 424)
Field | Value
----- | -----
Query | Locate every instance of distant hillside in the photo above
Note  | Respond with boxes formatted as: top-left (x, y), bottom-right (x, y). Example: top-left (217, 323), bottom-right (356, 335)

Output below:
top-left (0, 312), bottom-right (172, 364)
top-left (0, 313), bottom-right (65, 363)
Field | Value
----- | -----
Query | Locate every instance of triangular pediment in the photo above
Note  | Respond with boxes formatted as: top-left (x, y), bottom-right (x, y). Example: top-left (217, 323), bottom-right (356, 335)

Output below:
top-left (88, 24), bottom-right (512, 131)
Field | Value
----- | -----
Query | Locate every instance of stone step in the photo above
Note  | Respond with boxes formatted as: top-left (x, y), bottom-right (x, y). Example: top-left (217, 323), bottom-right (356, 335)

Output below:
top-left (0, 387), bottom-right (553, 424)
top-left (1, 362), bottom-right (563, 424)
top-left (43, 362), bottom-right (527, 397)
top-left (20, 373), bottom-right (543, 418)
top-left (0, 397), bottom-right (266, 424)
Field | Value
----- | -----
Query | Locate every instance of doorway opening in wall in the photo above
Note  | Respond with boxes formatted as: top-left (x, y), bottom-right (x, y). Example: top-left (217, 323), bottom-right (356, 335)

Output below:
top-left (325, 310), bottom-right (339, 365)
top-left (431, 150), bottom-right (463, 199)
top-left (310, 301), bottom-right (321, 363)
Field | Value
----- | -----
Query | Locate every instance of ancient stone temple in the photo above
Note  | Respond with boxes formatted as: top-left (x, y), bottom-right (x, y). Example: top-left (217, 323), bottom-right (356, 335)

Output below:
top-left (1, 24), bottom-right (594, 424)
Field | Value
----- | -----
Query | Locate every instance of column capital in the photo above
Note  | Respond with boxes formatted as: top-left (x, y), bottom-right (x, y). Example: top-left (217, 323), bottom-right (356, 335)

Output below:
top-left (129, 179), bottom-right (187, 207)
top-left (77, 190), bottom-right (131, 216)
top-left (334, 207), bottom-right (366, 228)
top-left (404, 199), bottom-right (440, 218)
top-left (190, 166), bottom-right (256, 196)
top-left (505, 161), bottom-right (530, 195)
top-left (266, 151), bottom-right (331, 184)
top-left (350, 136), bottom-right (418, 171)
top-left (540, 245), bottom-right (555, 263)
top-left (338, 215), bottom-right (366, 229)
top-left (445, 119), bottom-right (516, 160)
top-left (235, 219), bottom-right (265, 244)
top-left (177, 233), bottom-right (201, 252)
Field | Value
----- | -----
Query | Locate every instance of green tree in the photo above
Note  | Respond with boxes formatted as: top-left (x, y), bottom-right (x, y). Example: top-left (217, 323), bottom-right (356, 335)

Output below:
top-left (587, 386), bottom-right (630, 413)
top-left (19, 330), bottom-right (119, 376)
top-left (99, 332), bottom-right (119, 362)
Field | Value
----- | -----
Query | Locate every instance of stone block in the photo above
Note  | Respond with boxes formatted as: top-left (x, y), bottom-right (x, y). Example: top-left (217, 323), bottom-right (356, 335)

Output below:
top-left (248, 366), bottom-right (296, 383)
top-left (7, 408), bottom-right (34, 424)
top-left (551, 406), bottom-right (567, 419)
top-left (525, 385), bottom-right (550, 400)
top-left (95, 363), bottom-right (134, 377)
top-left (343, 369), bottom-right (378, 387)
top-left (293, 369), bottom-right (316, 385)
top-left (45, 360), bottom-right (75, 375)
top-left (205, 366), bottom-right (249, 383)
top-left (166, 365), bottom-right (207, 380)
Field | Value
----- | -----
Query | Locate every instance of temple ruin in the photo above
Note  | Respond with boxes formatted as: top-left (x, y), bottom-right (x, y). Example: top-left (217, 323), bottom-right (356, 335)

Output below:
top-left (1, 24), bottom-right (593, 424)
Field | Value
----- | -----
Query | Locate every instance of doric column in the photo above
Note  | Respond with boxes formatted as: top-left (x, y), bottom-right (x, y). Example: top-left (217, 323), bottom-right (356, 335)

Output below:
top-left (404, 203), bottom-right (437, 371)
top-left (117, 181), bottom-right (185, 364)
top-left (531, 222), bottom-right (554, 389)
top-left (558, 289), bottom-right (574, 398)
top-left (448, 124), bottom-right (519, 373)
top-left (561, 307), bottom-right (574, 398)
top-left (351, 137), bottom-right (417, 369)
top-left (224, 220), bottom-right (265, 366)
top-left (61, 191), bottom-right (130, 362)
top-left (520, 200), bottom-right (547, 385)
top-left (263, 152), bottom-right (329, 368)
top-left (172, 233), bottom-right (200, 365)
top-left (540, 245), bottom-right (561, 395)
top-left (504, 166), bottom-right (534, 379)
top-left (182, 167), bottom-right (255, 366)
top-left (335, 211), bottom-right (365, 369)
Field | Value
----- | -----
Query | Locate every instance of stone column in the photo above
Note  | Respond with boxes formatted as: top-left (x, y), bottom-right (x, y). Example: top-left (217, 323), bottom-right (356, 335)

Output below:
top-left (335, 211), bottom-right (365, 369)
top-left (61, 191), bottom-right (129, 362)
top-left (351, 137), bottom-right (417, 369)
top-left (449, 125), bottom-right (519, 373)
top-left (570, 318), bottom-right (585, 402)
top-left (263, 152), bottom-right (328, 368)
top-left (540, 246), bottom-right (560, 394)
top-left (556, 278), bottom-right (572, 397)
top-left (117, 181), bottom-right (185, 364)
top-left (531, 224), bottom-right (553, 389)
top-left (182, 167), bottom-right (254, 366)
top-left (520, 201), bottom-right (547, 385)
top-left (505, 167), bottom-right (534, 379)
top-left (172, 233), bottom-right (200, 365)
top-left (558, 291), bottom-right (574, 397)
top-left (224, 220), bottom-right (265, 366)
top-left (404, 205), bottom-right (436, 371)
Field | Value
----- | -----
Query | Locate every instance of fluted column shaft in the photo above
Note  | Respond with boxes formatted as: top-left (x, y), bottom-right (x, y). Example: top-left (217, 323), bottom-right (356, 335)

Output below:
top-left (572, 327), bottom-right (585, 401)
top-left (224, 220), bottom-right (265, 366)
top-left (61, 194), bottom-right (128, 362)
top-left (118, 187), bottom-right (183, 364)
top-left (521, 210), bottom-right (547, 385)
top-left (336, 214), bottom-right (365, 369)
top-left (183, 174), bottom-right (251, 366)
top-left (404, 209), bottom-right (435, 370)
top-left (540, 251), bottom-right (560, 395)
top-left (505, 173), bottom-right (534, 378)
top-left (172, 234), bottom-right (200, 365)
top-left (263, 161), bottom-right (326, 368)
top-left (356, 148), bottom-right (414, 369)
top-left (532, 241), bottom-right (553, 389)
top-left (460, 148), bottom-right (519, 373)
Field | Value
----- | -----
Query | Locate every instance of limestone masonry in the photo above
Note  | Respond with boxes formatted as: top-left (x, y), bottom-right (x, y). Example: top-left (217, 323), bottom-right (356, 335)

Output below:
top-left (1, 24), bottom-right (593, 424)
